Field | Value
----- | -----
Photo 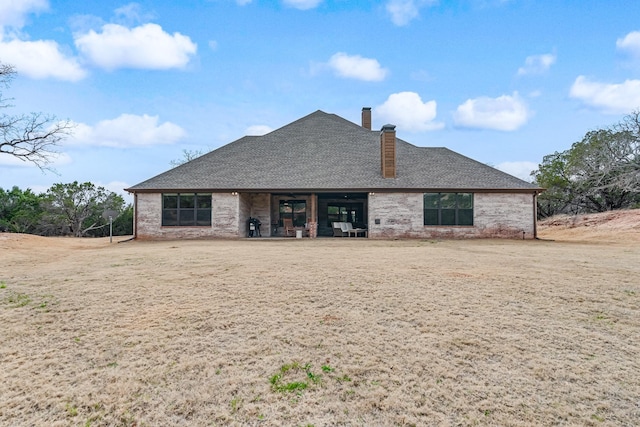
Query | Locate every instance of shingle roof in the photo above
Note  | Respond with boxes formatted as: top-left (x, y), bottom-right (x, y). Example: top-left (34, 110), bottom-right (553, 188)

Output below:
top-left (127, 110), bottom-right (540, 192)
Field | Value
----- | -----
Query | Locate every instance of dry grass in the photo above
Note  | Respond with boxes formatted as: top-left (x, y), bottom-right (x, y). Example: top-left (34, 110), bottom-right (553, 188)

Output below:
top-left (1, 213), bottom-right (639, 426)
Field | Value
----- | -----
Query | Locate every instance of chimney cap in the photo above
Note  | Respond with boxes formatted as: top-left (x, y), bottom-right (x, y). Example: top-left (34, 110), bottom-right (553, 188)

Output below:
top-left (362, 107), bottom-right (371, 111)
top-left (381, 124), bottom-right (396, 132)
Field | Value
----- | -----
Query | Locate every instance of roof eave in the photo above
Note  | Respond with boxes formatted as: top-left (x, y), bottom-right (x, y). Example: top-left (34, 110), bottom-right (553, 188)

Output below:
top-left (125, 187), bottom-right (544, 194)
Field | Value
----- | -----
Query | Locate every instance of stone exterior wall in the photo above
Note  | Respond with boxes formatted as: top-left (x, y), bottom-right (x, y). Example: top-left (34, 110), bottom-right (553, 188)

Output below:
top-left (474, 193), bottom-right (536, 238)
top-left (368, 192), bottom-right (536, 239)
top-left (368, 193), bottom-right (425, 238)
top-left (135, 192), bottom-right (240, 239)
top-left (135, 193), bottom-right (163, 239)
top-left (211, 193), bottom-right (240, 237)
top-left (239, 193), bottom-right (251, 237)
top-left (136, 191), bottom-right (535, 240)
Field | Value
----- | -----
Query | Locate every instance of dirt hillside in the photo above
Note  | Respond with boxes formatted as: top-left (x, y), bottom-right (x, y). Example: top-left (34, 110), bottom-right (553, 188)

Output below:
top-left (538, 208), bottom-right (640, 243)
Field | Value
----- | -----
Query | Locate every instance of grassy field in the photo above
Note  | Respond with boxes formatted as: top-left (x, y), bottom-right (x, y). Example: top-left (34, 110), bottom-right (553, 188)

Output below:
top-left (1, 216), bottom-right (639, 426)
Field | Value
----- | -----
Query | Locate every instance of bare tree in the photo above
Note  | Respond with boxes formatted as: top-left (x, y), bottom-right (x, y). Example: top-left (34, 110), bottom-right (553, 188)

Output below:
top-left (170, 148), bottom-right (205, 168)
top-left (0, 63), bottom-right (74, 169)
top-left (533, 111), bottom-right (640, 216)
top-left (610, 110), bottom-right (640, 193)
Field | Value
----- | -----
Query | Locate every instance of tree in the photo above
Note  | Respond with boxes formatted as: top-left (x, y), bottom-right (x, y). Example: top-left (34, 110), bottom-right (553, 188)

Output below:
top-left (0, 186), bottom-right (45, 233)
top-left (566, 129), bottom-right (635, 212)
top-left (111, 204), bottom-right (134, 236)
top-left (170, 148), bottom-right (205, 167)
top-left (531, 151), bottom-right (576, 217)
top-left (45, 182), bottom-right (125, 237)
top-left (532, 111), bottom-right (640, 217)
top-left (610, 111), bottom-right (640, 193)
top-left (0, 63), bottom-right (73, 169)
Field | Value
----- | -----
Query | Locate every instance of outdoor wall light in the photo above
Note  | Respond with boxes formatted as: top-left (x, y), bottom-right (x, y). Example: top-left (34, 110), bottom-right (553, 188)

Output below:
top-left (231, 192), bottom-right (238, 195)
top-left (369, 192), bottom-right (375, 195)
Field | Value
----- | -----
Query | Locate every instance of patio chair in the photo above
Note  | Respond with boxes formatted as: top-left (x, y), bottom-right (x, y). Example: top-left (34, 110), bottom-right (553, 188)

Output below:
top-left (283, 218), bottom-right (297, 237)
top-left (332, 222), bottom-right (345, 237)
top-left (340, 222), bottom-right (353, 236)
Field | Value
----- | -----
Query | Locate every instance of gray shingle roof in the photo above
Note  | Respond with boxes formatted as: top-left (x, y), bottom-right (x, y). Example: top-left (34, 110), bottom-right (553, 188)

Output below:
top-left (127, 110), bottom-right (540, 192)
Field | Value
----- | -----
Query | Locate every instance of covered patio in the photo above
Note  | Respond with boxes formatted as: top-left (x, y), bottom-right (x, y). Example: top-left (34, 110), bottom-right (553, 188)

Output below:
top-left (238, 192), bottom-right (369, 238)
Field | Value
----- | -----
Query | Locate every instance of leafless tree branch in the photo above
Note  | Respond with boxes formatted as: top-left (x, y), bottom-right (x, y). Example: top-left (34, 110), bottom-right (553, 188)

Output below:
top-left (0, 62), bottom-right (74, 170)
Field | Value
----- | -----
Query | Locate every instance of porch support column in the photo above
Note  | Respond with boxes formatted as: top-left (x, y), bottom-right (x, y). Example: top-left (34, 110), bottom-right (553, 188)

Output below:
top-left (308, 193), bottom-right (318, 238)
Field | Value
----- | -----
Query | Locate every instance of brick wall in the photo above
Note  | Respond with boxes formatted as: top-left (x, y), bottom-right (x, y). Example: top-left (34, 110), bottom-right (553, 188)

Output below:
top-left (135, 192), bottom-right (240, 239)
top-left (136, 191), bottom-right (535, 240)
top-left (211, 193), bottom-right (240, 237)
top-left (368, 193), bottom-right (424, 238)
top-left (474, 193), bottom-right (535, 238)
top-left (368, 192), bottom-right (536, 239)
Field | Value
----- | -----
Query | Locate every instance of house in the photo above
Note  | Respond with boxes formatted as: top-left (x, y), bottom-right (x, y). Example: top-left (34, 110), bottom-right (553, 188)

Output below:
top-left (125, 108), bottom-right (543, 239)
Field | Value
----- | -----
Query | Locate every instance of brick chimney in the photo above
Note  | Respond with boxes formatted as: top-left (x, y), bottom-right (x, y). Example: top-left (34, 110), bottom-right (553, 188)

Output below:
top-left (361, 107), bottom-right (372, 130)
top-left (380, 124), bottom-right (396, 178)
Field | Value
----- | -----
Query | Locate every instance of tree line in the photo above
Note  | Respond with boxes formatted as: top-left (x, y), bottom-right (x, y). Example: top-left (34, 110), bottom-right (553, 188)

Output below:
top-left (0, 182), bottom-right (132, 237)
top-left (532, 111), bottom-right (640, 218)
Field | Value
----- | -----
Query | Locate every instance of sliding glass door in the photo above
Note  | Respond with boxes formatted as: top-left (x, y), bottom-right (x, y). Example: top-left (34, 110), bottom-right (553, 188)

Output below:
top-left (279, 200), bottom-right (306, 227)
top-left (327, 203), bottom-right (363, 227)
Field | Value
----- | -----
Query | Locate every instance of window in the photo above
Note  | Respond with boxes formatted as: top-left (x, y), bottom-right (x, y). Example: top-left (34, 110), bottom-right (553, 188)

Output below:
top-left (424, 193), bottom-right (473, 226)
top-left (162, 193), bottom-right (212, 226)
top-left (279, 200), bottom-right (306, 227)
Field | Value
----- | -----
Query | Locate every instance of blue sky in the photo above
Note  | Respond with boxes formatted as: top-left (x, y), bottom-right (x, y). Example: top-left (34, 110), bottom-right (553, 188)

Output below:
top-left (2, 0), bottom-right (640, 201)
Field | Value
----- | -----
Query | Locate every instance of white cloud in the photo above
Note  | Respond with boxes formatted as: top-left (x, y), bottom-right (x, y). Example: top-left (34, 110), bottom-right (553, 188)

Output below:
top-left (245, 125), bottom-right (274, 136)
top-left (453, 92), bottom-right (530, 131)
top-left (569, 76), bottom-right (640, 114)
top-left (495, 161), bottom-right (537, 182)
top-left (68, 114), bottom-right (186, 147)
top-left (517, 53), bottom-right (556, 75)
top-left (0, 1), bottom-right (85, 81)
top-left (328, 52), bottom-right (388, 82)
top-left (282, 0), bottom-right (322, 10)
top-left (0, 36), bottom-right (86, 81)
top-left (616, 30), bottom-right (640, 58)
top-left (375, 92), bottom-right (444, 132)
top-left (386, 0), bottom-right (436, 26)
top-left (0, 0), bottom-right (48, 29)
top-left (74, 23), bottom-right (197, 70)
